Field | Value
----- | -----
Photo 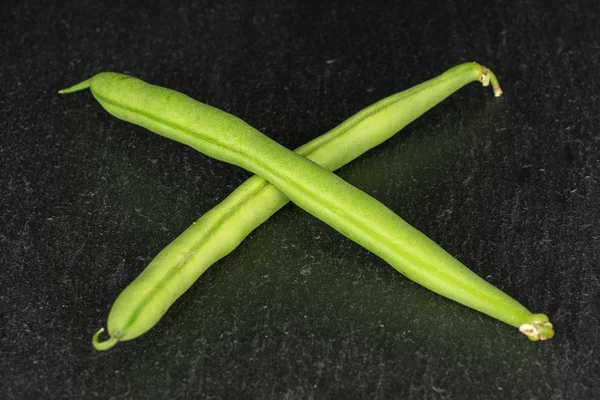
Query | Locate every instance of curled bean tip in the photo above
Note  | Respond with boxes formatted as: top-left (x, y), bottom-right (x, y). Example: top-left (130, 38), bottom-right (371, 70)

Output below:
top-left (92, 327), bottom-right (119, 351)
top-left (519, 314), bottom-right (554, 341)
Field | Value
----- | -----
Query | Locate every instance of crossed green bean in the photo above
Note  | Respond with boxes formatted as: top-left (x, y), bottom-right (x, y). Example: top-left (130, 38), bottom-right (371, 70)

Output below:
top-left (59, 62), bottom-right (553, 350)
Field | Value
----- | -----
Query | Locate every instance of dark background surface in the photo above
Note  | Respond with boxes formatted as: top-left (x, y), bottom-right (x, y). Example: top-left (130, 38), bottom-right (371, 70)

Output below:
top-left (2, 0), bottom-right (599, 398)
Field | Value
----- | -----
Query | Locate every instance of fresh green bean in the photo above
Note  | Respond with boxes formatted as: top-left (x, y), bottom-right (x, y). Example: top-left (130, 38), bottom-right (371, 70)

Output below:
top-left (60, 62), bottom-right (553, 350)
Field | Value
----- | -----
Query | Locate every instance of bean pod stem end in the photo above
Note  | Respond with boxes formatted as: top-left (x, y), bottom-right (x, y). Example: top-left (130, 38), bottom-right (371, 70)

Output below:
top-left (477, 63), bottom-right (504, 97)
top-left (519, 314), bottom-right (555, 341)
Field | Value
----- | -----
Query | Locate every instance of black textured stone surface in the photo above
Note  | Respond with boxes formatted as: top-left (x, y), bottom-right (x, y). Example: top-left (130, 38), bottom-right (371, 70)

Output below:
top-left (2, 1), bottom-right (599, 398)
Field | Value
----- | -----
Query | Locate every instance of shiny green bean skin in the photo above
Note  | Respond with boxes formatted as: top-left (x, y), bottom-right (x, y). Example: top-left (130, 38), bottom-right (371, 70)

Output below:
top-left (60, 63), bottom-right (553, 350)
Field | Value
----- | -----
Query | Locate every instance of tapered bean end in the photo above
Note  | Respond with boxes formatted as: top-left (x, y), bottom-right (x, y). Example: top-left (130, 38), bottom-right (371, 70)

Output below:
top-left (58, 78), bottom-right (93, 94)
top-left (92, 327), bottom-right (119, 351)
top-left (519, 314), bottom-right (555, 341)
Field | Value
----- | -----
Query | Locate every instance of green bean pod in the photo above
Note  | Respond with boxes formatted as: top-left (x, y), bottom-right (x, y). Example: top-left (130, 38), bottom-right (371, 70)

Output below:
top-left (60, 63), bottom-right (553, 350)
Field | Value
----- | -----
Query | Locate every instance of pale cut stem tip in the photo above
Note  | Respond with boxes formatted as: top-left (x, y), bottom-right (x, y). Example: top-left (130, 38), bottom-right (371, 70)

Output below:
top-left (92, 327), bottom-right (119, 351)
top-left (519, 314), bottom-right (555, 341)
top-left (478, 65), bottom-right (503, 97)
